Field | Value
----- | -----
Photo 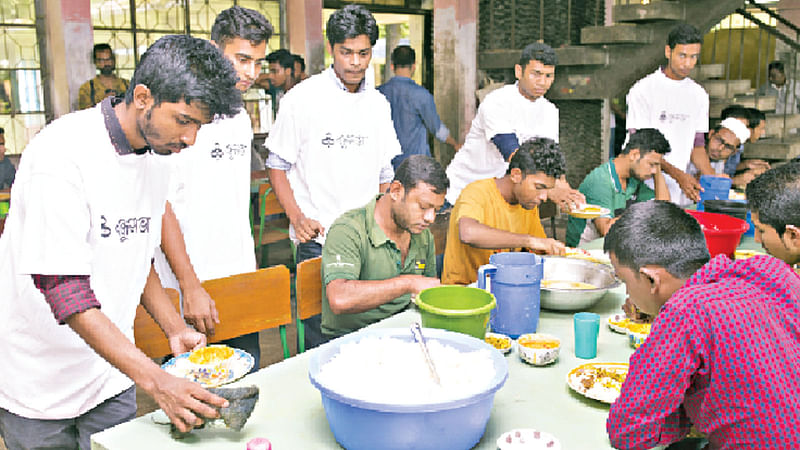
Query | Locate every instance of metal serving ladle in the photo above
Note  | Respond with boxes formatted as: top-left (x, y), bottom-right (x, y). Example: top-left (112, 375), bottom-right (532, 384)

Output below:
top-left (410, 322), bottom-right (441, 386)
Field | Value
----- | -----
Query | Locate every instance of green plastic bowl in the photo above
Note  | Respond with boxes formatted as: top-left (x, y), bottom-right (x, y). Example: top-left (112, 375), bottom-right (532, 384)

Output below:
top-left (416, 286), bottom-right (496, 339)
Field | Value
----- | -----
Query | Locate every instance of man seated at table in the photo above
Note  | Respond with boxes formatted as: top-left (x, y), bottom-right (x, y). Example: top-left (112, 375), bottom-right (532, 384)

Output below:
top-left (685, 118), bottom-right (750, 186)
top-left (566, 128), bottom-right (670, 247)
top-left (605, 200), bottom-right (800, 449)
top-left (442, 138), bottom-right (566, 285)
top-left (746, 160), bottom-right (800, 269)
top-left (321, 155), bottom-right (445, 341)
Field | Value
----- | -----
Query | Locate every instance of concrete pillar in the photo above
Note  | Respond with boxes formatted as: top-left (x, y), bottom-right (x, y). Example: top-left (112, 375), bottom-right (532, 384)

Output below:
top-left (432, 0), bottom-right (477, 167)
top-left (383, 24), bottom-right (402, 85)
top-left (285, 0), bottom-right (324, 75)
top-left (37, 0), bottom-right (93, 117)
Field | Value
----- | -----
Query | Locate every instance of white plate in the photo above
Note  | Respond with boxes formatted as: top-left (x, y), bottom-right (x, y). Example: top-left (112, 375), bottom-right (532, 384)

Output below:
top-left (606, 314), bottom-right (630, 334)
top-left (485, 332), bottom-right (513, 354)
top-left (497, 428), bottom-right (561, 450)
top-left (162, 347), bottom-right (254, 387)
top-left (568, 205), bottom-right (611, 220)
top-left (566, 362), bottom-right (628, 404)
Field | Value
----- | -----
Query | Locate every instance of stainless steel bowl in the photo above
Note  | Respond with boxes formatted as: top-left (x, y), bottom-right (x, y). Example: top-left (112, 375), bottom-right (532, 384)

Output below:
top-left (540, 257), bottom-right (620, 311)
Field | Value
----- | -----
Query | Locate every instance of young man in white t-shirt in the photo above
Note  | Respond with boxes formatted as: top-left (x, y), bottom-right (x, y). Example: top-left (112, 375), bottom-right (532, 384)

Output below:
top-left (265, 4), bottom-right (400, 349)
top-left (445, 42), bottom-right (584, 211)
top-left (155, 6), bottom-right (272, 371)
top-left (0, 35), bottom-right (242, 448)
top-left (626, 23), bottom-right (710, 206)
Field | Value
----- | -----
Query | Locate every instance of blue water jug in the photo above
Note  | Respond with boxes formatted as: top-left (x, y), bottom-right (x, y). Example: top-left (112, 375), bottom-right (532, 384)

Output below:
top-left (477, 252), bottom-right (544, 338)
top-left (698, 175), bottom-right (732, 211)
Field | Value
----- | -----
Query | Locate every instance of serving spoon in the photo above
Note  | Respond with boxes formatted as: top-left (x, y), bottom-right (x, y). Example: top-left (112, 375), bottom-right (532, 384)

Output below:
top-left (410, 322), bottom-right (441, 386)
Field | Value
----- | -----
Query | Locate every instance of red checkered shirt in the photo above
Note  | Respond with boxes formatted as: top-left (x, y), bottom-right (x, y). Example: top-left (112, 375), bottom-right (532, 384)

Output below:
top-left (607, 254), bottom-right (800, 449)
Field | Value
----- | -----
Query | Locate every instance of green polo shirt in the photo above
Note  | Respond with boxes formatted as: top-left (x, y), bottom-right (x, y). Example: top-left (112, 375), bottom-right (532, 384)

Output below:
top-left (566, 160), bottom-right (655, 247)
top-left (321, 195), bottom-right (437, 337)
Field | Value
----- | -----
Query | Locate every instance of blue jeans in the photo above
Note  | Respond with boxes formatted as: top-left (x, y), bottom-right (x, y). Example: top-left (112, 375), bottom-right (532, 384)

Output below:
top-left (295, 241), bottom-right (330, 349)
top-left (0, 386), bottom-right (136, 450)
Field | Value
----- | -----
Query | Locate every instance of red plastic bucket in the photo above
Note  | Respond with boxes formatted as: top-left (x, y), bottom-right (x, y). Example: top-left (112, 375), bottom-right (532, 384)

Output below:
top-left (686, 210), bottom-right (749, 258)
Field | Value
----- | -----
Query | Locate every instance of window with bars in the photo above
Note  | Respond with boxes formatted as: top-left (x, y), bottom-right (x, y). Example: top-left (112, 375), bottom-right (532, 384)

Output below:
top-left (0, 0), bottom-right (45, 156)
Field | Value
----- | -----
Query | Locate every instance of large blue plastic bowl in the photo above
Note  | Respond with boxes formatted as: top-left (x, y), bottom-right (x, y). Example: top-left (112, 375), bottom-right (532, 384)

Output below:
top-left (308, 328), bottom-right (509, 450)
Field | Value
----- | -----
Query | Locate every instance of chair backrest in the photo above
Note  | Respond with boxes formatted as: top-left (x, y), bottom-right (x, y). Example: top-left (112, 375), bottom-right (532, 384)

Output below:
top-left (134, 288), bottom-right (181, 359)
top-left (133, 266), bottom-right (292, 358)
top-left (258, 182), bottom-right (285, 218)
top-left (296, 256), bottom-right (322, 321)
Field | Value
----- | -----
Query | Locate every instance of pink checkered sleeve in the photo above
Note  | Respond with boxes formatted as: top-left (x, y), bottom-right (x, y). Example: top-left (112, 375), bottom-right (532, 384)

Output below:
top-left (31, 274), bottom-right (101, 324)
top-left (606, 299), bottom-right (698, 449)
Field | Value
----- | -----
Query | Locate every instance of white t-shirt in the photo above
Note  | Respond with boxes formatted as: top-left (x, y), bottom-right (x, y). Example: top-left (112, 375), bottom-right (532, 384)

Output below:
top-left (626, 69), bottom-right (709, 206)
top-left (265, 68), bottom-right (400, 245)
top-left (153, 109), bottom-right (256, 289)
top-left (445, 83), bottom-right (559, 204)
top-left (0, 105), bottom-right (171, 419)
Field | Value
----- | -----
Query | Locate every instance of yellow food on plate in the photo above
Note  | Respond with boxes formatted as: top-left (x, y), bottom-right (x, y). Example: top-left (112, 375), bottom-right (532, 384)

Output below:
top-left (485, 334), bottom-right (511, 350)
top-left (188, 345), bottom-right (235, 365)
top-left (626, 322), bottom-right (651, 335)
top-left (518, 335), bottom-right (560, 349)
top-left (542, 280), bottom-right (597, 290)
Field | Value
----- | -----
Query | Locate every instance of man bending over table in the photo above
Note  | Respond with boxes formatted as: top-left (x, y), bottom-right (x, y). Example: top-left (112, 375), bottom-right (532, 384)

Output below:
top-left (605, 200), bottom-right (800, 449)
top-left (442, 138), bottom-right (566, 285)
top-left (746, 160), bottom-right (800, 270)
top-left (321, 155), bottom-right (445, 341)
top-left (566, 128), bottom-right (670, 247)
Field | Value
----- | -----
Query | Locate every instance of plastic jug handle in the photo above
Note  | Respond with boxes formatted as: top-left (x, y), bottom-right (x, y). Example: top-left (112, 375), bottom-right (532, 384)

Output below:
top-left (477, 264), bottom-right (496, 291)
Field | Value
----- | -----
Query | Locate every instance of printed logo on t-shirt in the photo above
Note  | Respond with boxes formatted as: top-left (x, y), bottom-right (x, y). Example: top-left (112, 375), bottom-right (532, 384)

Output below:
top-left (100, 214), bottom-right (151, 242)
top-left (320, 132), bottom-right (367, 150)
top-left (414, 259), bottom-right (426, 272)
top-left (658, 110), bottom-right (690, 124)
top-left (210, 142), bottom-right (247, 160)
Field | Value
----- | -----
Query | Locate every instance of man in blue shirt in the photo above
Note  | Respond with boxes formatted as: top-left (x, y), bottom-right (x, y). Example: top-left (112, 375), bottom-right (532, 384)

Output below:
top-left (378, 45), bottom-right (460, 169)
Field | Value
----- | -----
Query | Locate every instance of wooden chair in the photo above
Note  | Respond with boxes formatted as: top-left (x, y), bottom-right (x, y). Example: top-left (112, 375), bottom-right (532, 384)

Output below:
top-left (295, 256), bottom-right (322, 353)
top-left (134, 265), bottom-right (293, 360)
top-left (256, 182), bottom-right (294, 268)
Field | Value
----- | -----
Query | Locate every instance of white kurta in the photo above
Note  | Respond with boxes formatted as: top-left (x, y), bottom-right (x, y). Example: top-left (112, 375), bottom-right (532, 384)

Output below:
top-left (445, 83), bottom-right (559, 205)
top-left (626, 69), bottom-right (709, 206)
top-left (265, 68), bottom-right (400, 245)
top-left (0, 105), bottom-right (170, 419)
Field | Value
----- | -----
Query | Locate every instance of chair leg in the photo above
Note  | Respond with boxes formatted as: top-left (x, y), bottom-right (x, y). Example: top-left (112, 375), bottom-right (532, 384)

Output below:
top-left (297, 320), bottom-right (305, 354)
top-left (279, 325), bottom-right (290, 359)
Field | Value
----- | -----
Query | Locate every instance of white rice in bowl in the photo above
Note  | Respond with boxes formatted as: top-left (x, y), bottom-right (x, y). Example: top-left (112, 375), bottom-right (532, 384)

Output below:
top-left (315, 336), bottom-right (496, 405)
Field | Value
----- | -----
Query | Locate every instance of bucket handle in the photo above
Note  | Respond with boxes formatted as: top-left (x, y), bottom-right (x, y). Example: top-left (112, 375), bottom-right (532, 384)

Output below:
top-left (477, 264), bottom-right (496, 292)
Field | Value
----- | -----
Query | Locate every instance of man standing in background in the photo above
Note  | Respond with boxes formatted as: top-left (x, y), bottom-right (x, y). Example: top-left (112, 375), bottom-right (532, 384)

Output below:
top-left (78, 43), bottom-right (130, 109)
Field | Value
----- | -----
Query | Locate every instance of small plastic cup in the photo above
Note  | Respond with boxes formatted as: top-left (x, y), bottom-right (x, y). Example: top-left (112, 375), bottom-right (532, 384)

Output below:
top-left (574, 312), bottom-right (600, 359)
top-left (247, 438), bottom-right (272, 450)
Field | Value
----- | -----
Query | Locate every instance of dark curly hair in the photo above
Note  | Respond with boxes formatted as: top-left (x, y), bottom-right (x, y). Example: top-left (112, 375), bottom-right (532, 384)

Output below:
top-left (507, 138), bottom-right (566, 178)
top-left (125, 35), bottom-right (241, 119)
top-left (519, 42), bottom-right (557, 68)
top-left (211, 6), bottom-right (273, 48)
top-left (746, 160), bottom-right (800, 236)
top-left (604, 201), bottom-right (710, 279)
top-left (667, 23), bottom-right (702, 48)
top-left (327, 4), bottom-right (379, 46)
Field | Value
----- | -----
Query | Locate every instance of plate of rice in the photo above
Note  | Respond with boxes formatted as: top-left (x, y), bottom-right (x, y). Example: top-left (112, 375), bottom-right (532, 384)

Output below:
top-left (162, 345), bottom-right (253, 387)
top-left (566, 362), bottom-right (628, 404)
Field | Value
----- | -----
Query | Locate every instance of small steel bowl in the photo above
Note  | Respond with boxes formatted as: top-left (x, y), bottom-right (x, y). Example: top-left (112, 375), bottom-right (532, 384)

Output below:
top-left (540, 257), bottom-right (620, 311)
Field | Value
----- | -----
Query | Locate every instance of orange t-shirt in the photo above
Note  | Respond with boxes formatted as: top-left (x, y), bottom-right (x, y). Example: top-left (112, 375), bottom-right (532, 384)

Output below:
top-left (442, 178), bottom-right (546, 285)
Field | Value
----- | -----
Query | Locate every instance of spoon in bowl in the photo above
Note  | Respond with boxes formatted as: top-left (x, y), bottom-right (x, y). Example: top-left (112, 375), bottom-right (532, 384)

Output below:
top-left (410, 322), bottom-right (441, 386)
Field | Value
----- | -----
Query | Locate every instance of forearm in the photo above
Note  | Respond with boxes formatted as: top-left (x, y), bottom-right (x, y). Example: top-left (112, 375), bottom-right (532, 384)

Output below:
top-left (660, 158), bottom-right (683, 180)
top-left (458, 217), bottom-right (536, 250)
top-left (160, 202), bottom-right (201, 291)
top-left (690, 146), bottom-right (715, 176)
top-left (66, 308), bottom-right (164, 393)
top-left (269, 168), bottom-right (303, 223)
top-left (327, 277), bottom-right (415, 314)
top-left (653, 171), bottom-right (670, 201)
top-left (594, 217), bottom-right (616, 237)
top-left (141, 265), bottom-right (186, 339)
top-left (445, 135), bottom-right (459, 149)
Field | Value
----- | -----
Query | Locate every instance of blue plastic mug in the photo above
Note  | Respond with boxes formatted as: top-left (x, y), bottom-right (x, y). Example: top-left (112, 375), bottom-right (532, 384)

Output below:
top-left (574, 312), bottom-right (600, 359)
top-left (477, 252), bottom-right (543, 339)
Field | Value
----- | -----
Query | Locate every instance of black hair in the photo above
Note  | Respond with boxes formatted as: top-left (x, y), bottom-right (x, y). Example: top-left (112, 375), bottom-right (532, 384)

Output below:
top-left (0, 127), bottom-right (4, 134)
top-left (604, 200), bottom-right (710, 278)
top-left (93, 43), bottom-right (113, 61)
top-left (620, 128), bottom-right (671, 156)
top-left (746, 161), bottom-right (800, 236)
top-left (211, 6), bottom-right (273, 48)
top-left (125, 35), bottom-right (241, 119)
top-left (507, 138), bottom-right (566, 178)
top-left (326, 4), bottom-right (379, 47)
top-left (391, 45), bottom-right (415, 68)
top-left (292, 54), bottom-right (306, 72)
top-left (747, 107), bottom-right (766, 123)
top-left (394, 155), bottom-right (449, 195)
top-left (267, 49), bottom-right (295, 72)
top-left (768, 60), bottom-right (785, 73)
top-left (667, 23), bottom-right (702, 49)
top-left (519, 42), bottom-right (557, 69)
